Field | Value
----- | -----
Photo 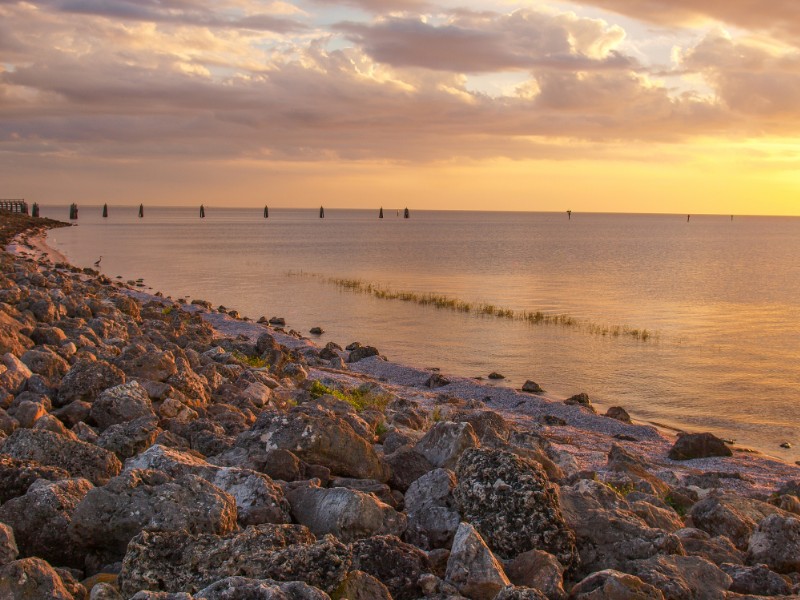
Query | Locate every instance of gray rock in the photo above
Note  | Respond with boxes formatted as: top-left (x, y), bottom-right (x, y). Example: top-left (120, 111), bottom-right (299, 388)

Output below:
top-left (721, 563), bottom-right (791, 596)
top-left (90, 381), bottom-right (155, 431)
top-left (119, 526), bottom-right (349, 596)
top-left (404, 468), bottom-right (460, 550)
top-left (0, 454), bottom-right (71, 503)
top-left (521, 381), bottom-right (544, 394)
top-left (689, 493), bottom-right (788, 550)
top-left (494, 587), bottom-right (549, 600)
top-left (98, 415), bottom-right (161, 460)
top-left (194, 577), bottom-right (330, 600)
top-left (2, 428), bottom-right (121, 485)
top-left (0, 477), bottom-right (93, 569)
top-left (91, 582), bottom-right (124, 600)
top-left (560, 479), bottom-right (683, 577)
top-left (414, 421), bottom-right (479, 470)
top-left (237, 405), bottom-right (388, 481)
top-left (126, 444), bottom-right (291, 526)
top-left (0, 522), bottom-right (18, 566)
top-left (668, 433), bottom-right (732, 460)
top-left (454, 448), bottom-right (577, 567)
top-left (385, 445), bottom-right (434, 492)
top-left (348, 345), bottom-right (379, 363)
top-left (12, 399), bottom-right (48, 428)
top-left (287, 482), bottom-right (406, 542)
top-left (605, 406), bottom-right (632, 423)
top-left (71, 469), bottom-right (238, 564)
top-left (129, 593), bottom-right (193, 600)
top-left (350, 535), bottom-right (433, 600)
top-left (56, 359), bottom-right (126, 407)
top-left (505, 550), bottom-right (565, 600)
top-left (445, 522), bottom-right (510, 600)
top-left (569, 569), bottom-right (665, 600)
top-left (674, 528), bottom-right (745, 566)
top-left (629, 501), bottom-right (684, 533)
top-left (20, 347), bottom-right (69, 387)
top-left (330, 570), bottom-right (392, 600)
top-left (746, 513), bottom-right (800, 574)
top-left (627, 555), bottom-right (732, 600)
top-left (0, 557), bottom-right (75, 599)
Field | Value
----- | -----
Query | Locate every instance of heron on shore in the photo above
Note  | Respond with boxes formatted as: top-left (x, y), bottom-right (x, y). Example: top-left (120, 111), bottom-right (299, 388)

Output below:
top-left (94, 256), bottom-right (102, 267)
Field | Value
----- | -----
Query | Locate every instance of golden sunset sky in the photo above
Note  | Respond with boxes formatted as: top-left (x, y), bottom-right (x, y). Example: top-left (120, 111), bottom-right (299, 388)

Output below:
top-left (2, 0), bottom-right (799, 214)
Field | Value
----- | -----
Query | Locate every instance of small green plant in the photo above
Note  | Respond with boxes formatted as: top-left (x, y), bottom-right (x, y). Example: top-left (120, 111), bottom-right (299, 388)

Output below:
top-left (308, 380), bottom-right (390, 413)
top-left (431, 406), bottom-right (442, 422)
top-left (664, 494), bottom-right (687, 517)
top-left (374, 420), bottom-right (388, 437)
top-left (231, 350), bottom-right (269, 368)
top-left (162, 306), bottom-right (173, 316)
top-left (606, 481), bottom-right (635, 497)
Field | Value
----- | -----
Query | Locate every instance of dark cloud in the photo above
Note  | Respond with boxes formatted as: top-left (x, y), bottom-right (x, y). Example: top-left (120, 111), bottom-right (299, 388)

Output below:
top-left (336, 11), bottom-right (636, 73)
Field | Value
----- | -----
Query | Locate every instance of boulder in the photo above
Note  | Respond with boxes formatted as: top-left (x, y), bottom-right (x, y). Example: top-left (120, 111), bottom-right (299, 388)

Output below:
top-left (90, 381), bottom-right (155, 431)
top-left (0, 557), bottom-right (75, 600)
top-left (13, 399), bottom-right (48, 428)
top-left (494, 588), bottom-right (549, 600)
top-left (560, 479), bottom-right (684, 577)
top-left (287, 482), bottom-right (406, 542)
top-left (0, 352), bottom-right (32, 393)
top-left (97, 415), bottom-right (161, 460)
top-left (630, 501), bottom-right (684, 533)
top-left (119, 526), bottom-right (349, 596)
top-left (404, 468), bottom-right (460, 550)
top-left (56, 359), bottom-right (126, 407)
top-left (126, 444), bottom-right (291, 526)
top-left (689, 493), bottom-right (787, 550)
top-left (521, 381), bottom-right (544, 394)
top-left (505, 550), bottom-right (565, 600)
top-left (194, 577), bottom-right (329, 600)
top-left (627, 555), bottom-right (732, 600)
top-left (454, 448), bottom-right (577, 567)
top-left (0, 522), bottom-right (18, 566)
top-left (71, 469), bottom-right (237, 564)
top-left (351, 535), bottom-right (433, 600)
top-left (331, 570), bottom-right (393, 600)
top-left (236, 405), bottom-right (388, 481)
top-left (384, 445), bottom-right (434, 492)
top-left (0, 477), bottom-right (93, 569)
top-left (605, 406), bottom-right (632, 423)
top-left (0, 454), bottom-right (70, 503)
top-left (721, 563), bottom-right (791, 596)
top-left (2, 428), bottom-right (121, 485)
top-left (90, 582), bottom-right (124, 600)
top-left (20, 347), bottom-right (69, 386)
top-left (746, 513), bottom-right (800, 574)
top-left (674, 528), bottom-right (745, 566)
top-left (569, 569), bottom-right (665, 600)
top-left (668, 433), bottom-right (732, 460)
top-left (445, 522), bottom-right (510, 600)
top-left (414, 421), bottom-right (479, 469)
top-left (348, 345), bottom-right (379, 363)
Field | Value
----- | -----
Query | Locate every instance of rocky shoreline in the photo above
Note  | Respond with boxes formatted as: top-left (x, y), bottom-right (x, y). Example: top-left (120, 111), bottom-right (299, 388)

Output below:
top-left (1, 213), bottom-right (799, 599)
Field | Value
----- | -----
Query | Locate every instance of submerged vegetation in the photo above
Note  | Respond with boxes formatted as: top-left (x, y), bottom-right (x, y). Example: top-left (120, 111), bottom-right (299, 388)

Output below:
top-left (290, 272), bottom-right (657, 343)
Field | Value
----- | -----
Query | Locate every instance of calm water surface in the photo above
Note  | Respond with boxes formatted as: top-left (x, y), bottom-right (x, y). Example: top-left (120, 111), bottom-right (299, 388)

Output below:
top-left (41, 206), bottom-right (800, 461)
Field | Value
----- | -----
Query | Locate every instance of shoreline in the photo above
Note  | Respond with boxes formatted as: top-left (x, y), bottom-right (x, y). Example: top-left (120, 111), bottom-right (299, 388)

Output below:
top-left (2, 213), bottom-right (800, 599)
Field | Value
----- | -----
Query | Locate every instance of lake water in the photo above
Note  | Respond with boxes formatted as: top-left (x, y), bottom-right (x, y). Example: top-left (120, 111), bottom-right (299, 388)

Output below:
top-left (40, 205), bottom-right (800, 462)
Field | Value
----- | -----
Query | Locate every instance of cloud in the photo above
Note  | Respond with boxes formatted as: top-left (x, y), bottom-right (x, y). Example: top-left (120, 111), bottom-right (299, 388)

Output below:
top-left (336, 10), bottom-right (634, 73)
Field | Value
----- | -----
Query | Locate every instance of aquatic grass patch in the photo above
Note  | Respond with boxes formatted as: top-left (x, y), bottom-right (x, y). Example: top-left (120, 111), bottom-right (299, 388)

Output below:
top-left (290, 272), bottom-right (658, 343)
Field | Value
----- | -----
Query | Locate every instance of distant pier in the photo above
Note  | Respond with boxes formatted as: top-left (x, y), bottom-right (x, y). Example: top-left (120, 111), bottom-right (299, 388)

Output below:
top-left (0, 199), bottom-right (29, 215)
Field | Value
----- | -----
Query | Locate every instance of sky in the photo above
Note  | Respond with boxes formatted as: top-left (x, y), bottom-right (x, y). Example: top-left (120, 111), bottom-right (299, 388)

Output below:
top-left (1, 0), bottom-right (800, 214)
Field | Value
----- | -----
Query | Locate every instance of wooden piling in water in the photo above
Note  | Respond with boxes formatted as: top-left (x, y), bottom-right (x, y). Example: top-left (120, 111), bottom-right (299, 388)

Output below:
top-left (404, 207), bottom-right (409, 219)
top-left (264, 206), bottom-right (269, 218)
top-left (32, 203), bottom-right (40, 218)
top-left (69, 203), bottom-right (78, 220)
top-left (200, 205), bottom-right (205, 218)
top-left (139, 204), bottom-right (144, 218)
top-left (102, 203), bottom-right (108, 218)
top-left (379, 207), bottom-right (383, 219)
top-left (320, 206), bottom-right (324, 218)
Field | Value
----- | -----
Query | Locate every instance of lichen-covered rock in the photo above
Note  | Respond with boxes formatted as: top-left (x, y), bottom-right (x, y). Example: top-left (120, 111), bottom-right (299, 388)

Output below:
top-left (668, 433), bottom-right (732, 460)
top-left (721, 563), bottom-right (791, 596)
top-left (404, 468), bottom-right (460, 550)
top-left (746, 513), bottom-right (800, 574)
top-left (560, 479), bottom-right (683, 577)
top-left (90, 380), bottom-right (155, 431)
top-left (194, 577), bottom-right (330, 600)
top-left (0, 477), bottom-right (93, 569)
top-left (0, 557), bottom-right (75, 599)
top-left (414, 421), bottom-right (479, 469)
top-left (454, 448), bottom-right (577, 568)
top-left (287, 482), bottom-right (406, 542)
top-left (236, 405), bottom-right (388, 481)
top-left (331, 570), bottom-right (392, 600)
top-left (627, 555), bottom-right (731, 600)
top-left (126, 444), bottom-right (291, 526)
top-left (0, 522), bottom-right (19, 566)
top-left (505, 550), bottom-right (565, 600)
top-left (2, 428), bottom-right (121, 485)
top-left (97, 415), bottom-right (161, 460)
top-left (569, 569), bottom-right (665, 600)
top-left (351, 535), bottom-right (433, 600)
top-left (445, 522), bottom-right (510, 600)
top-left (71, 469), bottom-right (237, 564)
top-left (689, 493), bottom-right (788, 551)
top-left (56, 359), bottom-right (126, 407)
top-left (119, 526), bottom-right (350, 596)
